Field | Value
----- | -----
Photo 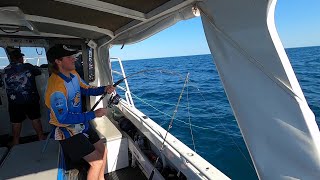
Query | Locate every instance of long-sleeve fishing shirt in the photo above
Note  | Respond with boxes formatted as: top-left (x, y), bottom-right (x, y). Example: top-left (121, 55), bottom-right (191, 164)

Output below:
top-left (45, 71), bottom-right (105, 140)
top-left (4, 62), bottom-right (41, 104)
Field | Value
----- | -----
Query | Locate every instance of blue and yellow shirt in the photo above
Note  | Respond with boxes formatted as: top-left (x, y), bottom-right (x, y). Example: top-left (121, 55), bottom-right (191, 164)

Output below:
top-left (45, 71), bottom-right (105, 140)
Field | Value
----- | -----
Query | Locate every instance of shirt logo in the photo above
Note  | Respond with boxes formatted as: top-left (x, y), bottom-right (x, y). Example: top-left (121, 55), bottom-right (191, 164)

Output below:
top-left (72, 91), bottom-right (81, 107)
top-left (55, 97), bottom-right (64, 107)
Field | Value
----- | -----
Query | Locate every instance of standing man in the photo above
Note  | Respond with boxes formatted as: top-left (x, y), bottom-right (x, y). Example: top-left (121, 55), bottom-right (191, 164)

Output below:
top-left (45, 44), bottom-right (114, 180)
top-left (4, 47), bottom-right (45, 145)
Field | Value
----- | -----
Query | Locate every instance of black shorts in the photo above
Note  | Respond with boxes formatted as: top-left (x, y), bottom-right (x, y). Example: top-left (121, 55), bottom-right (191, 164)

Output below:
top-left (59, 125), bottom-right (101, 163)
top-left (9, 102), bottom-right (41, 123)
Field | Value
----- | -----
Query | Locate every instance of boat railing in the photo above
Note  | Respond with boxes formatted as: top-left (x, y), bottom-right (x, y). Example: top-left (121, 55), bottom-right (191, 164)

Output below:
top-left (110, 57), bottom-right (135, 107)
top-left (23, 56), bottom-right (47, 66)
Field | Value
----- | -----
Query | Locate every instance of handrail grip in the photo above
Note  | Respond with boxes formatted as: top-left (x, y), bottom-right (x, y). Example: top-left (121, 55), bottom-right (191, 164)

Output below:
top-left (116, 85), bottom-right (126, 92)
top-left (111, 70), bottom-right (123, 76)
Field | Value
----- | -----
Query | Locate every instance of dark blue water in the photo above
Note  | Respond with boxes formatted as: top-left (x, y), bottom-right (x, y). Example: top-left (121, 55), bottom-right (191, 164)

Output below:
top-left (111, 46), bottom-right (320, 179)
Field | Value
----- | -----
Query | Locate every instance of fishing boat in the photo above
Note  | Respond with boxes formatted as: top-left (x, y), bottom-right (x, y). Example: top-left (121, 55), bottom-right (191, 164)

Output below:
top-left (0, 0), bottom-right (319, 179)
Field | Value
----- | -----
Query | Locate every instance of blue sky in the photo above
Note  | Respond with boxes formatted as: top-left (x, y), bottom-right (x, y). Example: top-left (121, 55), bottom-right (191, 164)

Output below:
top-left (110, 0), bottom-right (320, 60)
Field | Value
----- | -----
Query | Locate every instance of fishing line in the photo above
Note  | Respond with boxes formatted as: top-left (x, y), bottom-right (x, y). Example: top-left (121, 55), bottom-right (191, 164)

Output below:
top-left (91, 66), bottom-right (253, 172)
top-left (187, 80), bottom-right (256, 172)
top-left (90, 68), bottom-right (185, 111)
top-left (130, 90), bottom-right (236, 135)
top-left (172, 78), bottom-right (254, 170)
top-left (130, 96), bottom-right (212, 113)
top-left (114, 68), bottom-right (184, 86)
top-left (129, 78), bottom-right (253, 170)
top-left (116, 91), bottom-right (226, 152)
top-left (186, 77), bottom-right (197, 153)
top-left (148, 73), bottom-right (189, 180)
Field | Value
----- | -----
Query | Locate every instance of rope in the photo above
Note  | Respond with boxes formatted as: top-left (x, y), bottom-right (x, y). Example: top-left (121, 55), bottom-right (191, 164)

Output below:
top-left (186, 77), bottom-right (197, 152)
top-left (148, 73), bottom-right (189, 180)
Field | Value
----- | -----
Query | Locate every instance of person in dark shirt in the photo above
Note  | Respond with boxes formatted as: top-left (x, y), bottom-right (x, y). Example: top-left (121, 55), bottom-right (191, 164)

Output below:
top-left (4, 47), bottom-right (45, 145)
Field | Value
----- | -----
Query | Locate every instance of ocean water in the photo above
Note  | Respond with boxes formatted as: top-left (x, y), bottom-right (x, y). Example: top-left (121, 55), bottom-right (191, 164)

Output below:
top-left (0, 46), bottom-right (318, 179)
top-left (111, 46), bottom-right (320, 179)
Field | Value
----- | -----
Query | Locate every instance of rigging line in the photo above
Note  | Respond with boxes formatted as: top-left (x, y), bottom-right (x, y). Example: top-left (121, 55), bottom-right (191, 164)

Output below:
top-left (113, 68), bottom-right (185, 87)
top-left (148, 73), bottom-right (189, 180)
top-left (197, 5), bottom-right (303, 102)
top-left (130, 92), bottom-right (228, 134)
top-left (188, 78), bottom-right (256, 172)
top-left (127, 73), bottom-right (222, 117)
top-left (136, 70), bottom-right (251, 170)
top-left (131, 97), bottom-right (219, 115)
top-left (186, 76), bottom-right (197, 153)
top-left (129, 77), bottom-right (228, 125)
top-left (127, 68), bottom-right (184, 81)
top-left (132, 92), bottom-right (233, 133)
top-left (92, 68), bottom-right (184, 111)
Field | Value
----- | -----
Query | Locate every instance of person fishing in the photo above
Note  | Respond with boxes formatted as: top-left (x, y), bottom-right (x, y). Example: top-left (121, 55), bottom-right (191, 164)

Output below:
top-left (45, 44), bottom-right (114, 180)
top-left (4, 46), bottom-right (45, 146)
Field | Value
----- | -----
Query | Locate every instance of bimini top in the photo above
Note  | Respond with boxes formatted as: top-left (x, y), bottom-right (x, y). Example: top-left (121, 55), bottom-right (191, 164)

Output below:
top-left (0, 0), bottom-right (198, 46)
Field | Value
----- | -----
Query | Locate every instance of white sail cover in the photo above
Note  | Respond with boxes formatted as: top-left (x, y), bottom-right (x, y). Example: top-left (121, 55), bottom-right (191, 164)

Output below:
top-left (199, 0), bottom-right (320, 179)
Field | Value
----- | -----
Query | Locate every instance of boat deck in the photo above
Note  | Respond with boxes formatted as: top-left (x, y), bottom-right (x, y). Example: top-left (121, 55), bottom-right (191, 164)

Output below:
top-left (0, 140), bottom-right (60, 180)
top-left (106, 166), bottom-right (147, 180)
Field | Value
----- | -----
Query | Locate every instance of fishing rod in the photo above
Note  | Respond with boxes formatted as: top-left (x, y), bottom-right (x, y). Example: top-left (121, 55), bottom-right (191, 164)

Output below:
top-left (90, 68), bottom-right (181, 111)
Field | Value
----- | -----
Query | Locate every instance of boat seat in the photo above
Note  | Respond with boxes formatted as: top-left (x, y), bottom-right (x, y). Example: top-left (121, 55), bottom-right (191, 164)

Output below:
top-left (0, 140), bottom-right (60, 180)
top-left (91, 116), bottom-right (129, 173)
top-left (0, 147), bottom-right (8, 164)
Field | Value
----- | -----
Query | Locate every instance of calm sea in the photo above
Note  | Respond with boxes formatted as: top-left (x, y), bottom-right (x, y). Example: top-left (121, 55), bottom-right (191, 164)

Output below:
top-left (111, 46), bottom-right (320, 179)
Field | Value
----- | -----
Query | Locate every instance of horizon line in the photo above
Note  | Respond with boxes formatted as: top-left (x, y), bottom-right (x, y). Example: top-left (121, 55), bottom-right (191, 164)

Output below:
top-left (112, 45), bottom-right (320, 61)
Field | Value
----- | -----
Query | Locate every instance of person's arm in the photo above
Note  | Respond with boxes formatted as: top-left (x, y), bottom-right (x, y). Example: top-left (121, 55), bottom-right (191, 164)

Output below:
top-left (49, 91), bottom-right (95, 124)
top-left (26, 63), bottom-right (41, 76)
top-left (78, 77), bottom-right (106, 96)
top-left (73, 71), bottom-right (115, 96)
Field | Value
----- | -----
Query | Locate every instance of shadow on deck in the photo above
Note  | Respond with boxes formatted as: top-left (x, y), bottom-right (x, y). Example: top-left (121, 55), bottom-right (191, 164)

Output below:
top-left (105, 166), bottom-right (147, 180)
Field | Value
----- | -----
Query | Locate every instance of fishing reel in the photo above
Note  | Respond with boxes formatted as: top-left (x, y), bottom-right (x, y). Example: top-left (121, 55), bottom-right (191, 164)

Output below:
top-left (107, 92), bottom-right (121, 108)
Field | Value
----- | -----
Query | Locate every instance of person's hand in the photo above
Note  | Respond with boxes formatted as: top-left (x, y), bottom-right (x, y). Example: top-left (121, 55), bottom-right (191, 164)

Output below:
top-left (94, 108), bottom-right (108, 117)
top-left (105, 85), bottom-right (115, 94)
